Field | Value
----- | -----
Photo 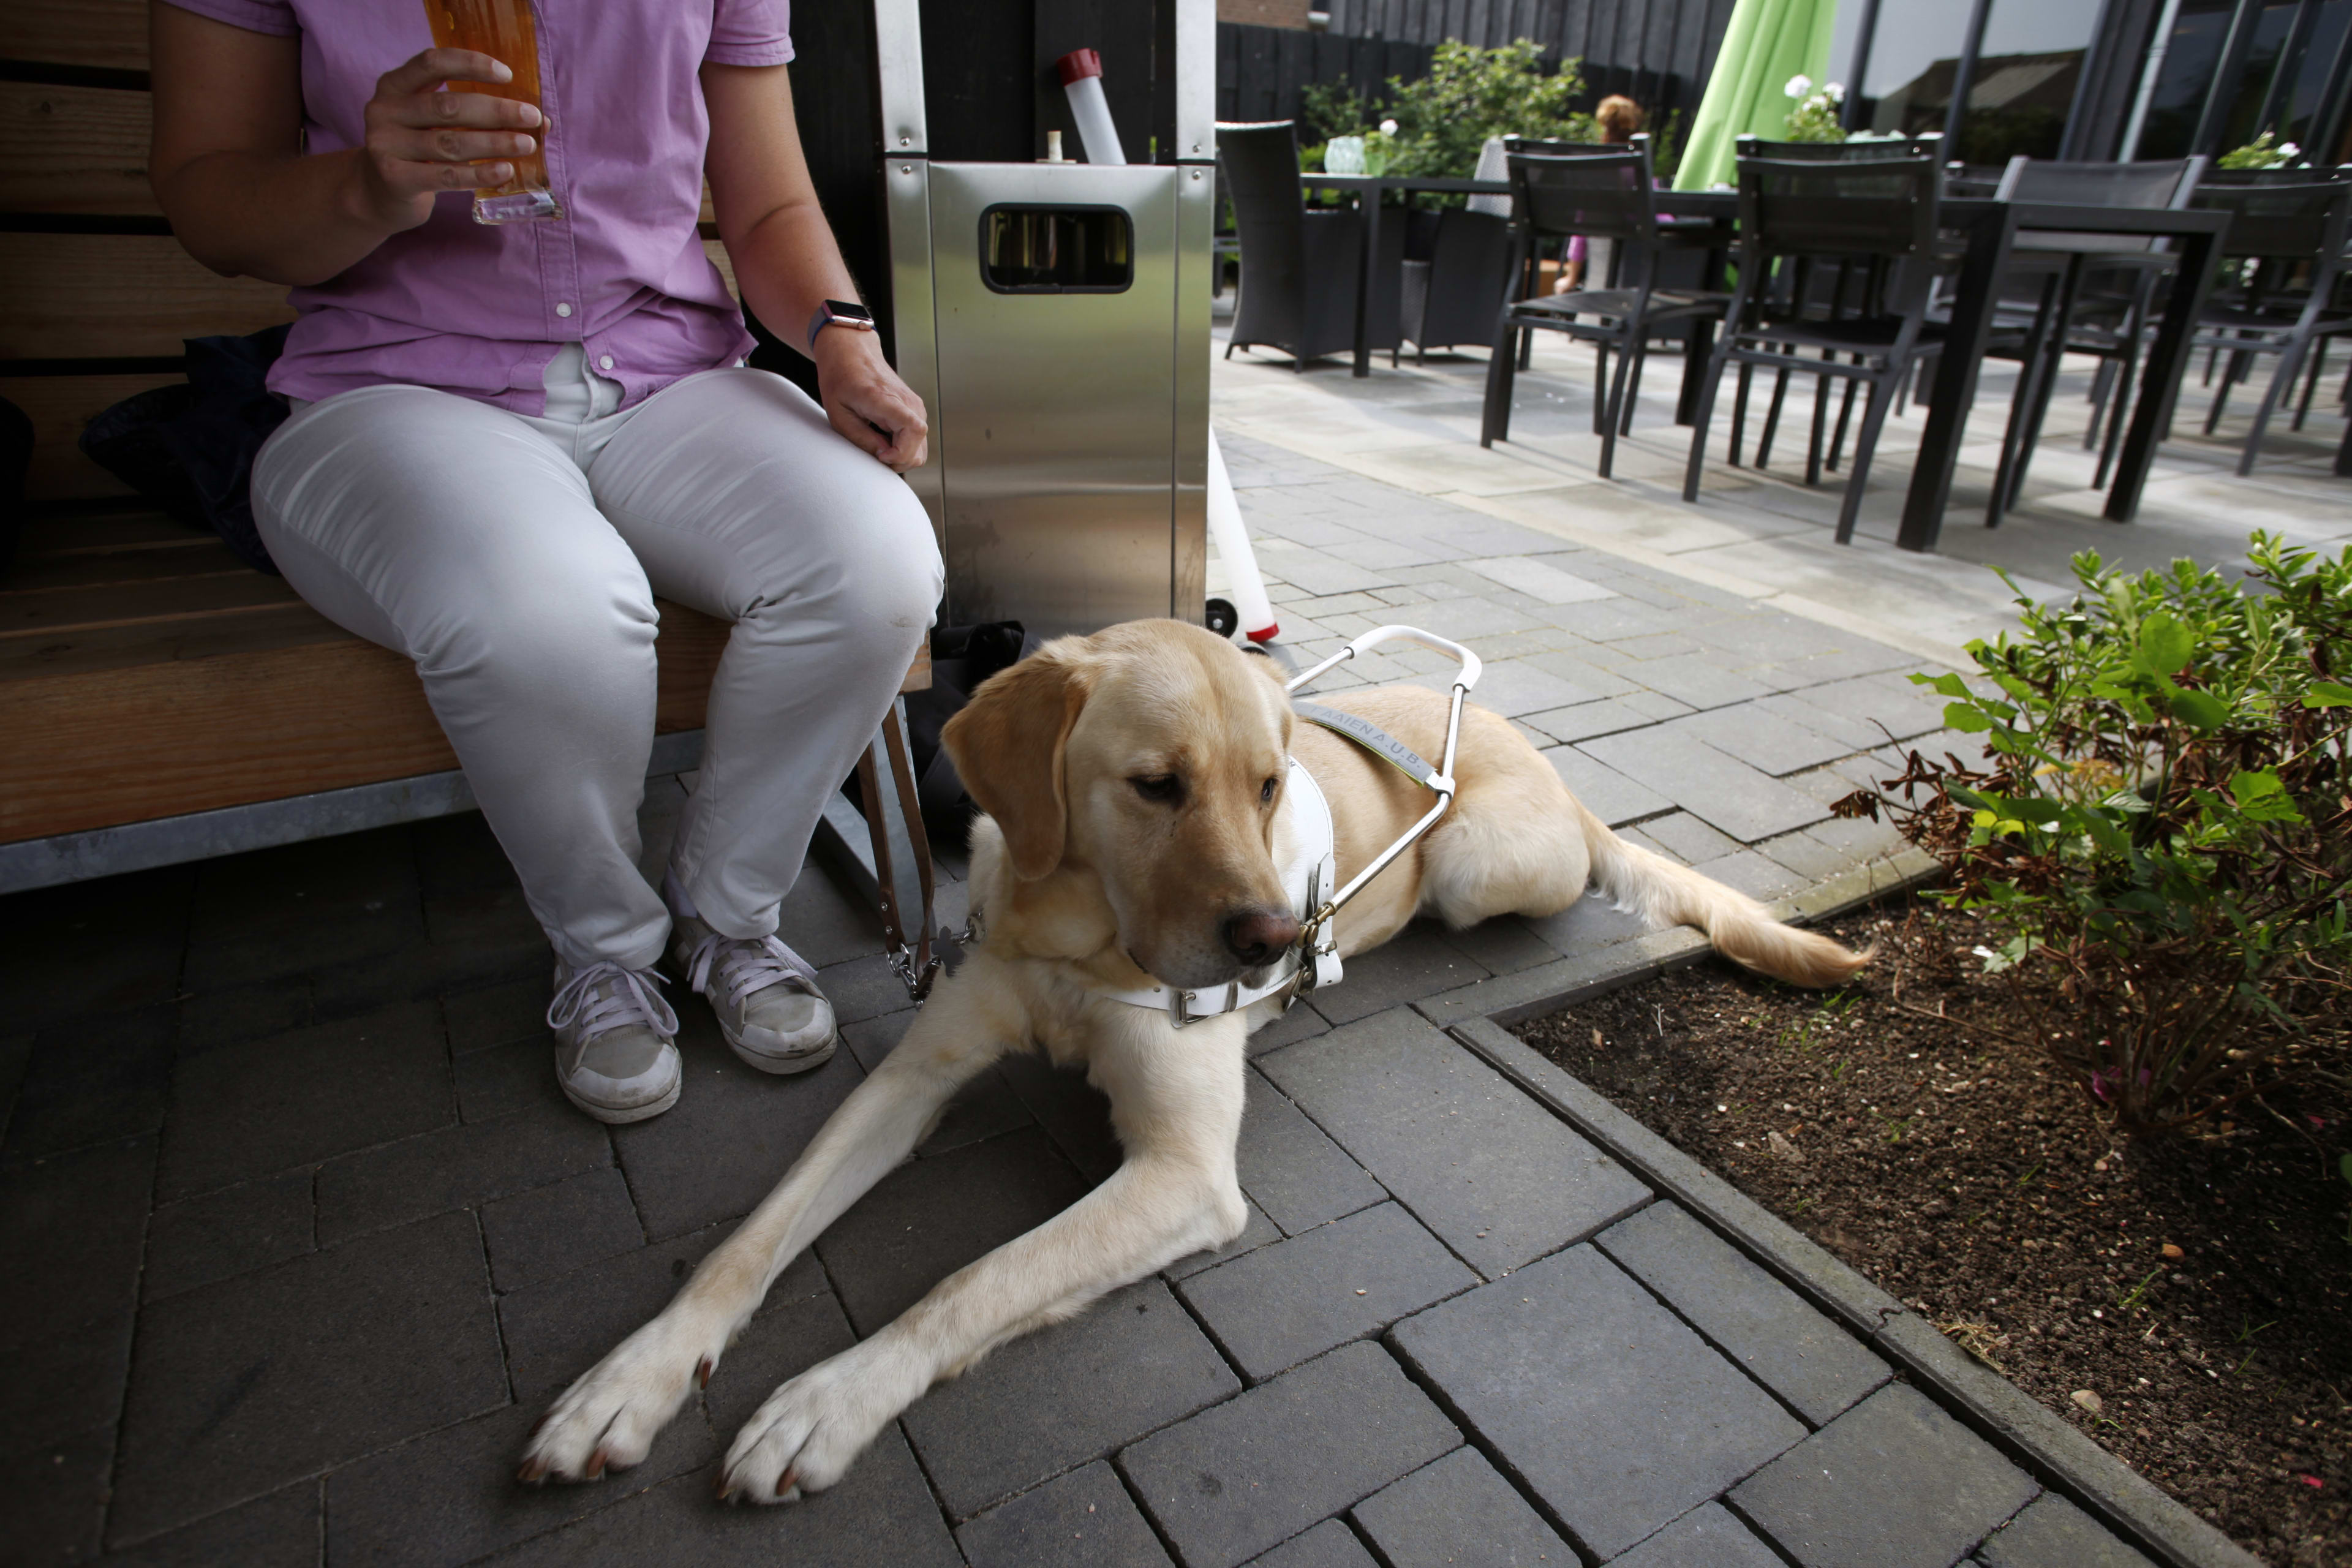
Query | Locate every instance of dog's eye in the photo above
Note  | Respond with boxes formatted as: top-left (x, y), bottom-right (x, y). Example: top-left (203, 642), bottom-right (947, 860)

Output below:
top-left (1130, 774), bottom-right (1182, 804)
top-left (1260, 776), bottom-right (1278, 804)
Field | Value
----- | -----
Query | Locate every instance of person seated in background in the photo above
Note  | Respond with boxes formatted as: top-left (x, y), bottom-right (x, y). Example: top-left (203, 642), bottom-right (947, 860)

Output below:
top-left (1557, 93), bottom-right (1647, 293)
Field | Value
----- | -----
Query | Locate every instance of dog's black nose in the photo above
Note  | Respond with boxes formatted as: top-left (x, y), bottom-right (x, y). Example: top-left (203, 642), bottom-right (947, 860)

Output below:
top-left (1223, 907), bottom-right (1302, 968)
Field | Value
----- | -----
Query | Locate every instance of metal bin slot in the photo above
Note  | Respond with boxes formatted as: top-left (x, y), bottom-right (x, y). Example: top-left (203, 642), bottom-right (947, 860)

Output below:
top-left (980, 205), bottom-right (1134, 293)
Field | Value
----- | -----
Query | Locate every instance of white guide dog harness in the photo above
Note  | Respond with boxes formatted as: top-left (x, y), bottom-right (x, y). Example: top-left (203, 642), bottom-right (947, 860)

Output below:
top-left (1093, 626), bottom-right (1485, 1026)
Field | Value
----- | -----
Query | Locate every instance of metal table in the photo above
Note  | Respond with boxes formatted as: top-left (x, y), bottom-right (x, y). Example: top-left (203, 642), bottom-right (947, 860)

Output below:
top-left (1295, 181), bottom-right (2230, 549)
top-left (1653, 192), bottom-right (2231, 551)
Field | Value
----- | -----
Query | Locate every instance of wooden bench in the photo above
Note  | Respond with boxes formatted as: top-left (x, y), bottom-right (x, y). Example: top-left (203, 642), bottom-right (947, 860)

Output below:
top-left (0, 1), bottom-right (926, 894)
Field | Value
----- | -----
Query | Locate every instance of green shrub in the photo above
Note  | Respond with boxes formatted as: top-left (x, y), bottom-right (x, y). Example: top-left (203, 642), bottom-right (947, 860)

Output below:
top-left (1298, 40), bottom-right (1594, 180)
top-left (1839, 534), bottom-right (2352, 1134)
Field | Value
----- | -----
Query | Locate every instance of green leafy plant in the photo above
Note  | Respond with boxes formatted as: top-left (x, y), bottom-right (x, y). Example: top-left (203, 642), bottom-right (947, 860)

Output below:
top-left (1648, 107), bottom-right (1688, 183)
top-left (1783, 75), bottom-right (1847, 143)
top-left (1838, 534), bottom-right (2352, 1135)
top-left (2218, 131), bottom-right (2302, 170)
top-left (1302, 40), bottom-right (1593, 179)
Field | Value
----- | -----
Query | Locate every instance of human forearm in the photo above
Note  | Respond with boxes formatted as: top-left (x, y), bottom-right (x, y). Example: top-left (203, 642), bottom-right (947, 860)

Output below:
top-left (155, 146), bottom-right (412, 287)
top-left (725, 195), bottom-right (862, 362)
top-left (151, 5), bottom-right (539, 288)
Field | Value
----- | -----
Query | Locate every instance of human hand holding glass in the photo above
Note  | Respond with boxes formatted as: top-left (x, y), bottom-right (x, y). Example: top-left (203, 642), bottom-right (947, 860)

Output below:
top-left (355, 45), bottom-right (550, 231)
top-left (420, 0), bottom-right (560, 223)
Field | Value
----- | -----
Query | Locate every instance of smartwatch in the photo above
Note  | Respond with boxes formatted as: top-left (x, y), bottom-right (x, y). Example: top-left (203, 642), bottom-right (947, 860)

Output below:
top-left (807, 298), bottom-right (877, 352)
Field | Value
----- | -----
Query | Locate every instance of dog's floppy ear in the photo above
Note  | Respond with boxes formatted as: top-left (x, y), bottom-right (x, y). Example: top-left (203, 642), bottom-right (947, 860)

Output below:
top-left (942, 641), bottom-right (1093, 881)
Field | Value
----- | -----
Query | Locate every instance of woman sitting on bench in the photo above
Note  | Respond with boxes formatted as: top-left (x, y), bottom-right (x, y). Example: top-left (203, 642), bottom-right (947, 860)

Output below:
top-left (149, 1), bottom-right (944, 1123)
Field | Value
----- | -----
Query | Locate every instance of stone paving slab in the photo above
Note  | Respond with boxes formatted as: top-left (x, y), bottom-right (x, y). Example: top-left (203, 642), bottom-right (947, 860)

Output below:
top-left (1234, 1068), bottom-right (1386, 1236)
top-left (155, 1003), bottom-right (451, 1203)
top-left (1258, 1010), bottom-right (1651, 1275)
top-left (956, 1460), bottom-right (1174, 1568)
top-left (110, 1210), bottom-right (508, 1544)
top-left (1351, 1446), bottom-right (1575, 1566)
top-left (1120, 1341), bottom-right (1461, 1568)
top-left (1728, 1384), bottom-right (2041, 1568)
top-left (1248, 1518), bottom-right (1381, 1567)
top-left (1596, 1202), bottom-right (1891, 1427)
top-left (812, 1125), bottom-right (1092, 1337)
top-left (1390, 1243), bottom-right (1807, 1560)
top-left (1606, 1501), bottom-right (1787, 1567)
top-left (900, 1278), bottom-right (1238, 1520)
top-left (1975, 1491), bottom-right (2159, 1568)
top-left (1177, 1201), bottom-right (1476, 1382)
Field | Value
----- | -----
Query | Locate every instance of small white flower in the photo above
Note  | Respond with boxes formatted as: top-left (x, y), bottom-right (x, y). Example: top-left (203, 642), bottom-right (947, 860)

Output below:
top-left (1824, 82), bottom-right (1845, 101)
top-left (1786, 74), bottom-right (1812, 99)
top-left (2279, 142), bottom-right (2301, 159)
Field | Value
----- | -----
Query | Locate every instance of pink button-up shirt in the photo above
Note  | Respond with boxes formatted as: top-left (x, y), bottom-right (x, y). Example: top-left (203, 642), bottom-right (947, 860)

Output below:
top-left (162, 0), bottom-right (790, 414)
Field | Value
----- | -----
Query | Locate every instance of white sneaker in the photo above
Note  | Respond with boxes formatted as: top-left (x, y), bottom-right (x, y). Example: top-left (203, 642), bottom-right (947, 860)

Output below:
top-left (673, 916), bottom-right (837, 1074)
top-left (546, 961), bottom-right (682, 1124)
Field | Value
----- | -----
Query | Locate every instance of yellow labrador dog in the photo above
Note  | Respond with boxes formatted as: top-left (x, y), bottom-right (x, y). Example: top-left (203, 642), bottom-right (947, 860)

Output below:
top-left (518, 619), bottom-right (1866, 1501)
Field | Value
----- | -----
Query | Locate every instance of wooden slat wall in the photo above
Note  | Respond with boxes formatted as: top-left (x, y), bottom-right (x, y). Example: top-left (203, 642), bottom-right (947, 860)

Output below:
top-left (0, 0), bottom-right (148, 75)
top-left (0, 82), bottom-right (156, 216)
top-left (0, 234), bottom-right (295, 361)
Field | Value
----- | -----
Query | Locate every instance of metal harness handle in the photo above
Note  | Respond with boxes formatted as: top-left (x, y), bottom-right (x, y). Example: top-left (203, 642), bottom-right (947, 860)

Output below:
top-left (1283, 625), bottom-right (1483, 951)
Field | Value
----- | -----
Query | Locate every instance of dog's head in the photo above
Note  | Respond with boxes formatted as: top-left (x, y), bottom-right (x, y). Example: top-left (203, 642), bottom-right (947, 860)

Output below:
top-left (942, 619), bottom-right (1303, 989)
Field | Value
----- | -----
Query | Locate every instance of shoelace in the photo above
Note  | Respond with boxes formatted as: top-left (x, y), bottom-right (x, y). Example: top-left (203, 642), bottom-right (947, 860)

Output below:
top-left (683, 930), bottom-right (817, 1010)
top-left (546, 961), bottom-right (680, 1041)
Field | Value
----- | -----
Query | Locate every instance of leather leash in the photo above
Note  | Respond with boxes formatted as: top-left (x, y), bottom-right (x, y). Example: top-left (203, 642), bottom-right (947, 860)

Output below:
top-left (853, 704), bottom-right (942, 1004)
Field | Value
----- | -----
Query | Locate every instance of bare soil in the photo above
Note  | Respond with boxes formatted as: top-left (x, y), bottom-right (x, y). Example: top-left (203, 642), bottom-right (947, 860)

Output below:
top-left (1515, 902), bottom-right (2352, 1568)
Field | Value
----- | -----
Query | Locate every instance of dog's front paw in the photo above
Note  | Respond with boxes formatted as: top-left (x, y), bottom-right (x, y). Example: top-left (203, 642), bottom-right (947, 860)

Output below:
top-left (717, 1343), bottom-right (912, 1503)
top-left (518, 1311), bottom-right (726, 1483)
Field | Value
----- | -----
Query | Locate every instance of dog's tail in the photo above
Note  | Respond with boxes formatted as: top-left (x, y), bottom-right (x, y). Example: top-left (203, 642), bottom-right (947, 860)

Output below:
top-left (1578, 801), bottom-right (1871, 988)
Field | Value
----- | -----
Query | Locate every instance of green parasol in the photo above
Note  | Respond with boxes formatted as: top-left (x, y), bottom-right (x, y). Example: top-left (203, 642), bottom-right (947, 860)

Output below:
top-left (1672, 0), bottom-right (1839, 192)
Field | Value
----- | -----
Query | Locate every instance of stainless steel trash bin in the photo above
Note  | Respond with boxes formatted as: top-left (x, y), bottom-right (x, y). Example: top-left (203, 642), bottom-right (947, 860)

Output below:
top-left (875, 0), bottom-right (1213, 639)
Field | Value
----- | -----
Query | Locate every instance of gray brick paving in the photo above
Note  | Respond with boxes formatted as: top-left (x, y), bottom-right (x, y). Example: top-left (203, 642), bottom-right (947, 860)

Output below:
top-left (1121, 1341), bottom-right (1461, 1568)
top-left (1235, 1068), bottom-right (1386, 1235)
top-left (2, 427), bottom-right (2185, 1566)
top-left (1351, 1446), bottom-right (1575, 1566)
top-left (1391, 1244), bottom-right (1807, 1560)
top-left (902, 1278), bottom-right (1238, 1519)
top-left (957, 1460), bottom-right (1175, 1567)
top-left (1178, 1201), bottom-right (1476, 1381)
top-left (1578, 727), bottom-right (1834, 844)
top-left (1730, 1384), bottom-right (2041, 1568)
top-left (1975, 1492), bottom-right (2158, 1568)
top-left (1248, 1518), bottom-right (1382, 1567)
top-left (110, 1211), bottom-right (508, 1544)
top-left (1541, 744), bottom-right (1675, 826)
top-left (1258, 1011), bottom-right (1651, 1275)
top-left (1596, 1202), bottom-right (1890, 1426)
top-left (1607, 1501), bottom-right (1788, 1567)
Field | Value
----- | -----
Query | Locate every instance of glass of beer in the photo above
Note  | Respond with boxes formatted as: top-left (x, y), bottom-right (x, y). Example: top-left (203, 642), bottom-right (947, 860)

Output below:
top-left (424, 0), bottom-right (560, 224)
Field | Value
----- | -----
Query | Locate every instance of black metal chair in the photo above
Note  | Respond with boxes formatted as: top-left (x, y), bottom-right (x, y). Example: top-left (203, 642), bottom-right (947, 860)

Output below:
top-left (1217, 121), bottom-right (1401, 369)
top-left (1727, 137), bottom-right (1949, 480)
top-left (1480, 138), bottom-right (1730, 478)
top-left (2191, 176), bottom-right (2352, 473)
top-left (1681, 147), bottom-right (1947, 544)
top-left (1975, 155), bottom-right (2207, 524)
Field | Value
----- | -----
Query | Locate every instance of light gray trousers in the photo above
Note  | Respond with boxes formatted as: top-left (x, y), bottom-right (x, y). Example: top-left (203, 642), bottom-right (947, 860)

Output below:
top-left (253, 350), bottom-right (943, 971)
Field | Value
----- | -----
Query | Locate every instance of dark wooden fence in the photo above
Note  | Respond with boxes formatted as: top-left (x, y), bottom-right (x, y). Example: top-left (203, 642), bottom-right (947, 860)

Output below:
top-left (1322, 0), bottom-right (1732, 110)
top-left (1216, 19), bottom-right (1692, 140)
